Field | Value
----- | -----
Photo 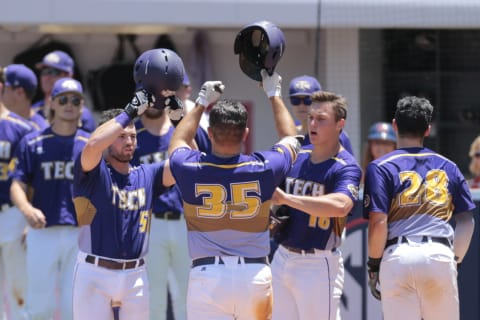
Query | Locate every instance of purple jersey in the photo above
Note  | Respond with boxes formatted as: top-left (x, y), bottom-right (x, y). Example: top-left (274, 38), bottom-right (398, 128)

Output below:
top-left (363, 147), bottom-right (476, 240)
top-left (0, 112), bottom-right (33, 207)
top-left (169, 144), bottom-right (295, 259)
top-left (73, 158), bottom-right (168, 259)
top-left (132, 121), bottom-right (183, 214)
top-left (29, 112), bottom-right (49, 131)
top-left (9, 127), bottom-right (90, 227)
top-left (281, 148), bottom-right (361, 251)
top-left (303, 130), bottom-right (354, 156)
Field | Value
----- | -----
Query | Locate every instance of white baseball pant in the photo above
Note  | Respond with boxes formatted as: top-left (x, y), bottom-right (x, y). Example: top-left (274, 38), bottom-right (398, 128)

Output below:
top-left (271, 245), bottom-right (344, 320)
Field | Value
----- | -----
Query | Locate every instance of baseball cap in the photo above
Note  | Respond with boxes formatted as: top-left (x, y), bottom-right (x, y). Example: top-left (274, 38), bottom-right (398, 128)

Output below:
top-left (36, 50), bottom-right (74, 74)
top-left (289, 75), bottom-right (321, 97)
top-left (51, 78), bottom-right (83, 98)
top-left (367, 122), bottom-right (396, 142)
top-left (4, 64), bottom-right (38, 94)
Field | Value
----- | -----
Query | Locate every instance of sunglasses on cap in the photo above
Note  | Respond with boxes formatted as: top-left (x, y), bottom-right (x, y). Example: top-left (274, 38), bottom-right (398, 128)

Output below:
top-left (41, 68), bottom-right (63, 77)
top-left (57, 95), bottom-right (82, 107)
top-left (290, 96), bottom-right (312, 106)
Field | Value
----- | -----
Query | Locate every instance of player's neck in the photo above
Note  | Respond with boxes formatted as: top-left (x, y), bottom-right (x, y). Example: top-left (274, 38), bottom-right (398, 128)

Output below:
top-left (310, 140), bottom-right (341, 164)
top-left (0, 103), bottom-right (8, 118)
top-left (51, 119), bottom-right (78, 136)
top-left (10, 102), bottom-right (31, 119)
top-left (141, 115), bottom-right (171, 135)
top-left (396, 137), bottom-right (423, 149)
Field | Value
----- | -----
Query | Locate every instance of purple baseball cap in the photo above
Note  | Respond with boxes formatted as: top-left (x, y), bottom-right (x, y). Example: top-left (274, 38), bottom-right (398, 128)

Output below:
top-left (51, 78), bottom-right (83, 98)
top-left (36, 50), bottom-right (74, 74)
top-left (4, 64), bottom-right (38, 94)
top-left (289, 75), bottom-right (322, 97)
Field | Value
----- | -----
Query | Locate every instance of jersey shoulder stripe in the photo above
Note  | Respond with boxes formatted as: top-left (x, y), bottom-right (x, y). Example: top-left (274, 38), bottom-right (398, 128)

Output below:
top-left (184, 160), bottom-right (265, 169)
top-left (378, 152), bottom-right (451, 166)
top-left (5, 114), bottom-right (31, 131)
top-left (26, 134), bottom-right (55, 146)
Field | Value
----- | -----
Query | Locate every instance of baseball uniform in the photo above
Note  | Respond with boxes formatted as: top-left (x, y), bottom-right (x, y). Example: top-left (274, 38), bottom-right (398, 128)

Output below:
top-left (132, 121), bottom-right (189, 320)
top-left (363, 147), bottom-right (476, 320)
top-left (72, 156), bottom-right (169, 320)
top-left (0, 112), bottom-right (32, 320)
top-left (169, 141), bottom-right (296, 320)
top-left (271, 147), bottom-right (361, 320)
top-left (9, 127), bottom-right (90, 319)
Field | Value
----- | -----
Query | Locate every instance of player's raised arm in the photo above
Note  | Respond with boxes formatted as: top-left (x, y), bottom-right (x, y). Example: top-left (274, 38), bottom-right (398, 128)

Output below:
top-left (260, 69), bottom-right (297, 138)
top-left (81, 90), bottom-right (153, 172)
top-left (168, 81), bottom-right (224, 156)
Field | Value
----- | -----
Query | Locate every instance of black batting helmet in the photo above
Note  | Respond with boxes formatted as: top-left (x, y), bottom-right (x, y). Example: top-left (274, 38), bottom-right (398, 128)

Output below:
top-left (133, 48), bottom-right (185, 107)
top-left (234, 20), bottom-right (286, 81)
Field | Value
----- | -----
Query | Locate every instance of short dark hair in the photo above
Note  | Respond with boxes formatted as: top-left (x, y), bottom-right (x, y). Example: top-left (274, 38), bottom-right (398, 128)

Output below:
top-left (394, 96), bottom-right (433, 138)
top-left (209, 99), bottom-right (248, 145)
top-left (310, 91), bottom-right (347, 121)
top-left (99, 108), bottom-right (127, 126)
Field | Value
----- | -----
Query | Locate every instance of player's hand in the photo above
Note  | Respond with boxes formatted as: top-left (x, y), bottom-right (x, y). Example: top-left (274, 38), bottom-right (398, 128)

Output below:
top-left (124, 89), bottom-right (155, 119)
top-left (261, 69), bottom-right (282, 98)
top-left (196, 81), bottom-right (225, 107)
top-left (367, 257), bottom-right (382, 300)
top-left (368, 270), bottom-right (381, 300)
top-left (25, 208), bottom-right (47, 229)
top-left (271, 187), bottom-right (287, 206)
top-left (164, 95), bottom-right (184, 125)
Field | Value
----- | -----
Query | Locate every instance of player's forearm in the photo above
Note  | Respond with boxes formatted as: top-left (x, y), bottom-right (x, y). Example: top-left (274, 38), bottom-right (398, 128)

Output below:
top-left (81, 117), bottom-right (125, 171)
top-left (453, 211), bottom-right (475, 263)
top-left (368, 212), bottom-right (388, 259)
top-left (270, 96), bottom-right (297, 138)
top-left (10, 180), bottom-right (34, 215)
top-left (281, 192), bottom-right (353, 218)
top-left (168, 104), bottom-right (204, 155)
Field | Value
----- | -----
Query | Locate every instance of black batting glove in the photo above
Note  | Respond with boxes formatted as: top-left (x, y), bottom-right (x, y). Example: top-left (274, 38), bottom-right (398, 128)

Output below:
top-left (124, 89), bottom-right (155, 119)
top-left (367, 257), bottom-right (382, 300)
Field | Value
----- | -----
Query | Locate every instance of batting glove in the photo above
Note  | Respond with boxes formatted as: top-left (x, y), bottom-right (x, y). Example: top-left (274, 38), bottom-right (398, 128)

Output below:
top-left (124, 89), bottom-right (155, 119)
top-left (195, 81), bottom-right (225, 107)
top-left (164, 95), bottom-right (184, 126)
top-left (367, 257), bottom-right (382, 300)
top-left (261, 69), bottom-right (282, 98)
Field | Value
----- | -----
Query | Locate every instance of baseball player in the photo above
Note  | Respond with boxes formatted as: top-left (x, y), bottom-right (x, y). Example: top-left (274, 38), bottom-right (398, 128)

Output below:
top-left (34, 50), bottom-right (96, 132)
top-left (288, 75), bottom-right (354, 154)
top-left (168, 70), bottom-right (300, 320)
top-left (364, 96), bottom-right (476, 320)
top-left (131, 106), bottom-right (190, 320)
top-left (0, 67), bottom-right (33, 320)
top-left (72, 48), bottom-right (184, 320)
top-left (2, 64), bottom-right (48, 131)
top-left (9, 78), bottom-right (90, 319)
top-left (270, 91), bottom-right (361, 320)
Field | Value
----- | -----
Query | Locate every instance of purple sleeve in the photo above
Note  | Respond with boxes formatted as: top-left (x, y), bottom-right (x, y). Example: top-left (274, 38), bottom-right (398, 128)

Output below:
top-left (9, 136), bottom-right (32, 183)
top-left (363, 162), bottom-right (391, 218)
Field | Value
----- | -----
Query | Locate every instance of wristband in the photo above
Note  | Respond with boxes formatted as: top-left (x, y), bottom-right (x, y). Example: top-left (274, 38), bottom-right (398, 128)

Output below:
top-left (367, 257), bottom-right (382, 272)
top-left (115, 112), bottom-right (132, 128)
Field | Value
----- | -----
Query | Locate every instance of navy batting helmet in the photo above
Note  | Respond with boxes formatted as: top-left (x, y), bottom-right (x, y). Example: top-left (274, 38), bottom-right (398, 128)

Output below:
top-left (133, 48), bottom-right (185, 107)
top-left (368, 122), bottom-right (396, 142)
top-left (234, 20), bottom-right (286, 81)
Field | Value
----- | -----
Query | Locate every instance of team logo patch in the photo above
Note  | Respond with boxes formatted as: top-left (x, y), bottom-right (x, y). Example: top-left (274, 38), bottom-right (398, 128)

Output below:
top-left (347, 184), bottom-right (359, 200)
top-left (363, 194), bottom-right (370, 208)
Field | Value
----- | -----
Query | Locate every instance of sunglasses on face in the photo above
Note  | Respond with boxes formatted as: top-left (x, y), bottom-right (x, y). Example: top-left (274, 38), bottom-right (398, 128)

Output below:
top-left (57, 95), bottom-right (82, 107)
top-left (290, 96), bottom-right (312, 106)
top-left (474, 152), bottom-right (480, 158)
top-left (41, 68), bottom-right (63, 77)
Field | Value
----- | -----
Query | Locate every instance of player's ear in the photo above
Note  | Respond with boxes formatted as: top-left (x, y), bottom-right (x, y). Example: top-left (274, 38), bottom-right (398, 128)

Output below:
top-left (424, 124), bottom-right (431, 138)
top-left (242, 127), bottom-right (249, 142)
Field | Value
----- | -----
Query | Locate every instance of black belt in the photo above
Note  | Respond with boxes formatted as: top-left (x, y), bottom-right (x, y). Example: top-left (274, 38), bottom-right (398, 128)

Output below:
top-left (85, 255), bottom-right (145, 270)
top-left (282, 245), bottom-right (336, 255)
top-left (385, 236), bottom-right (451, 249)
top-left (191, 256), bottom-right (269, 268)
top-left (153, 211), bottom-right (181, 220)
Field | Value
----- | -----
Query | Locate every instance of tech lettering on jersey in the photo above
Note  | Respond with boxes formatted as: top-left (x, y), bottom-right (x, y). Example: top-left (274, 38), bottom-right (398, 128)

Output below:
top-left (285, 176), bottom-right (325, 196)
top-left (111, 185), bottom-right (146, 211)
top-left (138, 151), bottom-right (168, 164)
top-left (0, 141), bottom-right (12, 181)
top-left (41, 161), bottom-right (74, 180)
